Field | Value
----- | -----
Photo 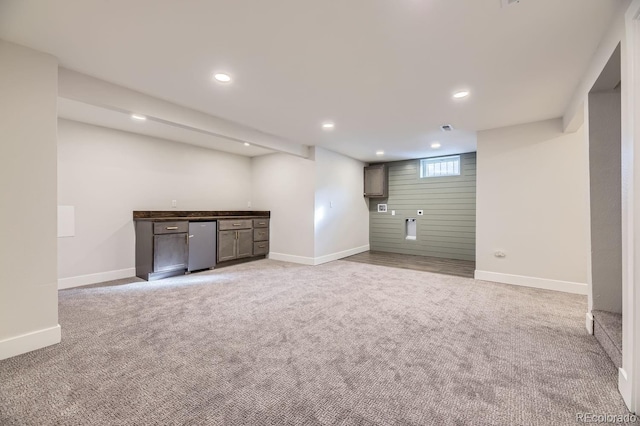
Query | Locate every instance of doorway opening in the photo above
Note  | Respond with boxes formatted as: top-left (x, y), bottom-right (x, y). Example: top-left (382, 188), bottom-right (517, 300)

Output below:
top-left (587, 43), bottom-right (623, 369)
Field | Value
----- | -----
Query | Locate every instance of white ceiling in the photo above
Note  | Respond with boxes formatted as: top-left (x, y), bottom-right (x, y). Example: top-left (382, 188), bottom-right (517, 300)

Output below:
top-left (0, 0), bottom-right (621, 162)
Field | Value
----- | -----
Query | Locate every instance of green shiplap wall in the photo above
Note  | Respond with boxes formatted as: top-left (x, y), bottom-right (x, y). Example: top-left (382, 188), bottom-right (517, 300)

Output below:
top-left (369, 152), bottom-right (476, 261)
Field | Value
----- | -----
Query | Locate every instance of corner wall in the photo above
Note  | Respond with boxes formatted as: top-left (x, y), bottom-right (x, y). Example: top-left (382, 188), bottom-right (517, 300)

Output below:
top-left (251, 148), bottom-right (369, 265)
top-left (251, 153), bottom-right (316, 263)
top-left (314, 147), bottom-right (369, 262)
top-left (0, 40), bottom-right (60, 359)
top-left (475, 118), bottom-right (589, 294)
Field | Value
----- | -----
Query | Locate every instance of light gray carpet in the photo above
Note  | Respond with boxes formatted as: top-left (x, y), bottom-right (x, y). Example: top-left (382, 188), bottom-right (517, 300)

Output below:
top-left (0, 260), bottom-right (631, 425)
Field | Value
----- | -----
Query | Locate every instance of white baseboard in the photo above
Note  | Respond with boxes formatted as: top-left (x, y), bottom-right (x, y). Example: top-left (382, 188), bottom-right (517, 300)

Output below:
top-left (0, 325), bottom-right (61, 360)
top-left (474, 270), bottom-right (588, 295)
top-left (313, 245), bottom-right (370, 265)
top-left (268, 252), bottom-right (315, 265)
top-left (58, 267), bottom-right (136, 290)
top-left (618, 368), bottom-right (633, 411)
top-left (268, 244), bottom-right (370, 266)
top-left (585, 312), bottom-right (594, 334)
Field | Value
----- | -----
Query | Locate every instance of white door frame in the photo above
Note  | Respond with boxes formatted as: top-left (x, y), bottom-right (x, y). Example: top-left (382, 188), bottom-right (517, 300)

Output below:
top-left (621, 0), bottom-right (640, 413)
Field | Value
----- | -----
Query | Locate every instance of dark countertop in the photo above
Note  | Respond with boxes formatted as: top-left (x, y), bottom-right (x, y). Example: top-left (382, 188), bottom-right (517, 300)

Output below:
top-left (133, 211), bottom-right (270, 222)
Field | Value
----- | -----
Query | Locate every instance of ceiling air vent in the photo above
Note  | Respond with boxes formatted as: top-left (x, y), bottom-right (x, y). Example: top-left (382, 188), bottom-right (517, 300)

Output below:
top-left (501, 0), bottom-right (520, 8)
top-left (440, 124), bottom-right (454, 132)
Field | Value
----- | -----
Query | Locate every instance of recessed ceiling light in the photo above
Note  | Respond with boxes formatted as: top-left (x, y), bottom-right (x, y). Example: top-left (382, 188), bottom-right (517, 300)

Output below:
top-left (322, 122), bottom-right (335, 130)
top-left (214, 73), bottom-right (232, 83)
top-left (131, 114), bottom-right (146, 121)
top-left (376, 150), bottom-right (384, 156)
top-left (431, 142), bottom-right (441, 149)
top-left (453, 90), bottom-right (470, 99)
top-left (244, 142), bottom-right (251, 146)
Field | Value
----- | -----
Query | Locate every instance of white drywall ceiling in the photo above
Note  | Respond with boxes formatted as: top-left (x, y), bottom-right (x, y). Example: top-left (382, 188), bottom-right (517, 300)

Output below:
top-left (0, 0), bottom-right (621, 161)
top-left (58, 98), bottom-right (275, 157)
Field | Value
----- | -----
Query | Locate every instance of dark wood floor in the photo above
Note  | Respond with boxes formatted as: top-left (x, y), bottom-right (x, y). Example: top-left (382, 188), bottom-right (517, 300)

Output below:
top-left (342, 250), bottom-right (475, 278)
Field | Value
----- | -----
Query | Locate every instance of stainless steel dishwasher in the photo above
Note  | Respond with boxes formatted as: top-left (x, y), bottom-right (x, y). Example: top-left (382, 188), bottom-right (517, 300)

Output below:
top-left (187, 221), bottom-right (217, 272)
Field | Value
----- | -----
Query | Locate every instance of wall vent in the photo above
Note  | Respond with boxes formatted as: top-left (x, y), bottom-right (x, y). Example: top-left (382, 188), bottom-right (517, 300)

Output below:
top-left (501, 0), bottom-right (520, 8)
top-left (440, 124), bottom-right (454, 132)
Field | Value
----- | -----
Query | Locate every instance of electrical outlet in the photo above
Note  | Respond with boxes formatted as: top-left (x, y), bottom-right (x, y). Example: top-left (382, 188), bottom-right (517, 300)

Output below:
top-left (391, 210), bottom-right (395, 216)
top-left (247, 201), bottom-right (252, 208)
top-left (171, 200), bottom-right (177, 208)
top-left (494, 251), bottom-right (506, 258)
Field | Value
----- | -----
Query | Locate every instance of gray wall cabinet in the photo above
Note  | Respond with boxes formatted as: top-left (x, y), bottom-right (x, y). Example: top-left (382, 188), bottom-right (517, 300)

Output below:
top-left (364, 164), bottom-right (388, 198)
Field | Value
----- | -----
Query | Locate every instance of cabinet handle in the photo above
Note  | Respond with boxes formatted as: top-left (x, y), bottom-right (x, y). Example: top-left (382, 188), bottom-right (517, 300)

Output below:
top-left (235, 231), bottom-right (238, 239)
top-left (258, 244), bottom-right (266, 248)
top-left (232, 223), bottom-right (242, 226)
top-left (166, 226), bottom-right (179, 230)
top-left (258, 222), bottom-right (266, 225)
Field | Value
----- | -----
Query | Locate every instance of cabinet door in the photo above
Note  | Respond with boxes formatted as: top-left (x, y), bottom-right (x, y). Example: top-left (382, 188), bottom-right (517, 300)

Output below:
top-left (237, 229), bottom-right (253, 259)
top-left (364, 164), bottom-right (387, 197)
top-left (153, 233), bottom-right (188, 273)
top-left (218, 230), bottom-right (238, 262)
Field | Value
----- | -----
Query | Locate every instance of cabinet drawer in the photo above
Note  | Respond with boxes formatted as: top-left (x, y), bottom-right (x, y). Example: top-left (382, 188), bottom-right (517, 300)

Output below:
top-left (153, 221), bottom-right (188, 234)
top-left (253, 228), bottom-right (269, 242)
top-left (253, 218), bottom-right (269, 228)
top-left (218, 219), bottom-right (252, 230)
top-left (253, 241), bottom-right (269, 256)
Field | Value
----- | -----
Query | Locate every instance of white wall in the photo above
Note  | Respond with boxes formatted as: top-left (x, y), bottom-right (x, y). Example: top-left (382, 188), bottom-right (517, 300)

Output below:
top-left (314, 147), bottom-right (369, 260)
top-left (251, 153), bottom-right (316, 262)
top-left (475, 118), bottom-right (589, 294)
top-left (57, 119), bottom-right (252, 286)
top-left (0, 40), bottom-right (60, 359)
top-left (621, 0), bottom-right (640, 411)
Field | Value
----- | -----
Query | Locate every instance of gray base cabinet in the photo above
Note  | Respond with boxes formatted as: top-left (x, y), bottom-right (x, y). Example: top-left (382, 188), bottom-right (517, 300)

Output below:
top-left (218, 230), bottom-right (250, 262)
top-left (217, 219), bottom-right (269, 264)
top-left (136, 221), bottom-right (188, 281)
top-left (134, 214), bottom-right (270, 281)
top-left (253, 219), bottom-right (269, 255)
